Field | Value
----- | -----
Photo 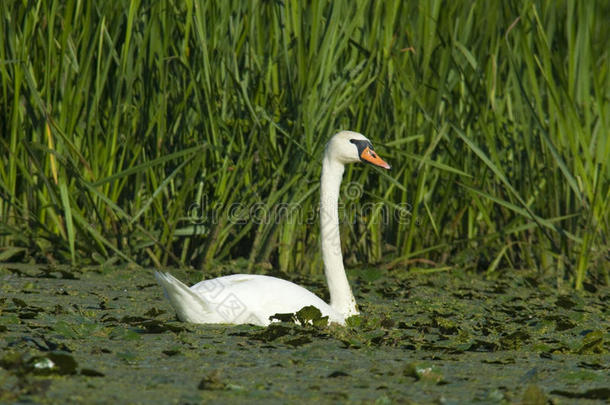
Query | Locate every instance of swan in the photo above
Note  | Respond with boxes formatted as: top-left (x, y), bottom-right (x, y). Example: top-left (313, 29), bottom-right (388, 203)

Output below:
top-left (155, 131), bottom-right (390, 326)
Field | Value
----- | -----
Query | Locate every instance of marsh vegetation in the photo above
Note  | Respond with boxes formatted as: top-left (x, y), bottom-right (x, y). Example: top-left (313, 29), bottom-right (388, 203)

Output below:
top-left (1, 1), bottom-right (607, 286)
top-left (1, 264), bottom-right (608, 403)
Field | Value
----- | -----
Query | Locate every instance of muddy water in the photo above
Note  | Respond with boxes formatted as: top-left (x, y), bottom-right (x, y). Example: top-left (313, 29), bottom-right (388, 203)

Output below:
top-left (1, 264), bottom-right (608, 404)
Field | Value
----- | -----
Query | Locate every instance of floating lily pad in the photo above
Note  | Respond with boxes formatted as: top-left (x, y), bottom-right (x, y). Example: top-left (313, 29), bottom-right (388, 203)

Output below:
top-left (295, 305), bottom-right (328, 327)
top-left (30, 352), bottom-right (78, 375)
top-left (521, 385), bottom-right (547, 405)
top-left (577, 330), bottom-right (605, 354)
top-left (403, 363), bottom-right (444, 384)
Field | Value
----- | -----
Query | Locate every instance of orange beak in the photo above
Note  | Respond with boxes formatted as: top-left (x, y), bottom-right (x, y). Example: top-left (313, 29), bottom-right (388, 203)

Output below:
top-left (360, 146), bottom-right (391, 169)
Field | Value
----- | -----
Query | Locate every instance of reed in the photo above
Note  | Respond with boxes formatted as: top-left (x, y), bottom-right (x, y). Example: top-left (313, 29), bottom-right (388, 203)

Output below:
top-left (1, 0), bottom-right (607, 289)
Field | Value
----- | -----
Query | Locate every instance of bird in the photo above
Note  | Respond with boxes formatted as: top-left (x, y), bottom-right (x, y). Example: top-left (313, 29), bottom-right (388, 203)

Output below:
top-left (155, 131), bottom-right (390, 326)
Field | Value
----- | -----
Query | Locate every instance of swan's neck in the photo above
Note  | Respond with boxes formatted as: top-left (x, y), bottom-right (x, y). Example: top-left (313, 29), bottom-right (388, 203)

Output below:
top-left (320, 154), bottom-right (358, 318)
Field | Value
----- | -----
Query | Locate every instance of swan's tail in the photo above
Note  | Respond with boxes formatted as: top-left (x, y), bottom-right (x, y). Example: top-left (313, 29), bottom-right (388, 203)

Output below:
top-left (154, 272), bottom-right (211, 323)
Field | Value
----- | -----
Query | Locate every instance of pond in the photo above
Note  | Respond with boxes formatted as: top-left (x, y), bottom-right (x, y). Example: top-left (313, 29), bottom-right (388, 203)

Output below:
top-left (1, 263), bottom-right (608, 404)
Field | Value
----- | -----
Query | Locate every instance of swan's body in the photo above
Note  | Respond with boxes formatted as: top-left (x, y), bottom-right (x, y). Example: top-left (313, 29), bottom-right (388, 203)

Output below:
top-left (155, 273), bottom-right (344, 325)
top-left (155, 131), bottom-right (390, 326)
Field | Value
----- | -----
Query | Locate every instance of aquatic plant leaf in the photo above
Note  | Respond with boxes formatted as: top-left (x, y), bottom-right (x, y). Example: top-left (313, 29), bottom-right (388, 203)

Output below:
top-left (521, 385), bottom-right (547, 404)
top-left (499, 330), bottom-right (530, 350)
top-left (577, 330), bottom-right (605, 354)
top-left (254, 324), bottom-right (292, 342)
top-left (269, 313), bottom-right (295, 323)
top-left (285, 336), bottom-right (312, 347)
top-left (555, 295), bottom-right (577, 309)
top-left (12, 298), bottom-right (27, 308)
top-left (109, 326), bottom-right (141, 340)
top-left (80, 368), bottom-right (105, 377)
top-left (115, 351), bottom-right (138, 363)
top-left (345, 315), bottom-right (362, 327)
top-left (327, 370), bottom-right (350, 378)
top-left (0, 351), bottom-right (26, 372)
top-left (30, 352), bottom-right (78, 375)
top-left (52, 321), bottom-right (80, 339)
top-left (46, 352), bottom-right (78, 375)
top-left (198, 372), bottom-right (227, 390)
top-left (481, 357), bottom-right (516, 365)
top-left (550, 388), bottom-right (610, 400)
top-left (577, 361), bottom-right (607, 370)
top-left (161, 349), bottom-right (180, 357)
top-left (139, 319), bottom-right (189, 333)
top-left (363, 329), bottom-right (386, 345)
top-left (295, 305), bottom-right (328, 327)
top-left (403, 363), bottom-right (444, 384)
top-left (120, 316), bottom-right (189, 333)
top-left (143, 307), bottom-right (166, 317)
top-left (433, 317), bottom-right (458, 334)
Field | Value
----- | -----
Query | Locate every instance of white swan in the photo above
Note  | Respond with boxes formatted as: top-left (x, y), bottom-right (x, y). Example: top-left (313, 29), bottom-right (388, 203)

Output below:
top-left (155, 131), bottom-right (390, 326)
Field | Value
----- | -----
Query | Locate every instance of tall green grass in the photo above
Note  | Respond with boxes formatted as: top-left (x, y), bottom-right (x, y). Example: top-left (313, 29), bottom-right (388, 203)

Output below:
top-left (1, 0), bottom-right (608, 289)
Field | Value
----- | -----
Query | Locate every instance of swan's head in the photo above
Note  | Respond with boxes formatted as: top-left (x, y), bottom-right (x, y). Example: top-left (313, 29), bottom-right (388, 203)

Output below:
top-left (326, 131), bottom-right (391, 169)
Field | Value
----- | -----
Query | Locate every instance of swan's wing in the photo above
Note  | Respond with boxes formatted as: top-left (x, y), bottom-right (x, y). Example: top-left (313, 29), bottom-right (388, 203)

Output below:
top-left (196, 274), bottom-right (345, 324)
